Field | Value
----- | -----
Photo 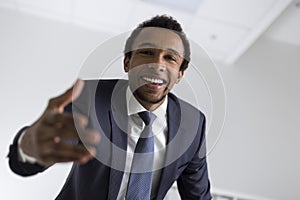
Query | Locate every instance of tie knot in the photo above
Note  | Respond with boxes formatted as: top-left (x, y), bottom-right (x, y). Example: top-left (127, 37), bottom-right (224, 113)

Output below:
top-left (138, 111), bottom-right (156, 126)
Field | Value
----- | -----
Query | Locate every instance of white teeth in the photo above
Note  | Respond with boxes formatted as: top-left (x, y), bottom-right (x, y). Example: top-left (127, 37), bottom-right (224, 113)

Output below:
top-left (143, 77), bottom-right (163, 84)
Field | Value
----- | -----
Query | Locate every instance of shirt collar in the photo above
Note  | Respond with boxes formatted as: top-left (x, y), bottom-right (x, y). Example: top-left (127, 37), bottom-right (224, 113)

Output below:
top-left (126, 87), bottom-right (168, 121)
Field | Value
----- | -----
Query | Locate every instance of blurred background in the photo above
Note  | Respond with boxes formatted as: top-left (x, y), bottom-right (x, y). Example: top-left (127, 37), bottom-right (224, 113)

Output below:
top-left (0, 0), bottom-right (299, 199)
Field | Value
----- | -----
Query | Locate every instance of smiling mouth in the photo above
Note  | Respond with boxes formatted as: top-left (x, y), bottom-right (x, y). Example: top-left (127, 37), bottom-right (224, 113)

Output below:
top-left (142, 76), bottom-right (166, 86)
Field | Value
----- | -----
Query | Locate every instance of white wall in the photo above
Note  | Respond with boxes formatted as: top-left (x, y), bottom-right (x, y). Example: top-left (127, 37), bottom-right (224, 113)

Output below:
top-left (1, 7), bottom-right (299, 200)
top-left (209, 37), bottom-right (300, 199)
top-left (0, 8), bottom-right (111, 199)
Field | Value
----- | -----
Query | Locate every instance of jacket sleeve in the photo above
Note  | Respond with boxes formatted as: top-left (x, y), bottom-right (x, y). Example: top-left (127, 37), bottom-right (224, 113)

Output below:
top-left (177, 114), bottom-right (212, 200)
top-left (7, 127), bottom-right (47, 176)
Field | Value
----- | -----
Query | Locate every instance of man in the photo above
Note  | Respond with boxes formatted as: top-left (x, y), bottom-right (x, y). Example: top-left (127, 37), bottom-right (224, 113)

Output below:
top-left (8, 15), bottom-right (211, 199)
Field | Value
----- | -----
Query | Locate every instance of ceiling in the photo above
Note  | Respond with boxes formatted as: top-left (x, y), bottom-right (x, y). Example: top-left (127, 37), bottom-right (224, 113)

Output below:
top-left (0, 0), bottom-right (298, 64)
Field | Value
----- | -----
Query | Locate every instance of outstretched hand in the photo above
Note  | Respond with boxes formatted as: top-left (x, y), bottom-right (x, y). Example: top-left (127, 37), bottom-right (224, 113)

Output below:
top-left (20, 80), bottom-right (100, 167)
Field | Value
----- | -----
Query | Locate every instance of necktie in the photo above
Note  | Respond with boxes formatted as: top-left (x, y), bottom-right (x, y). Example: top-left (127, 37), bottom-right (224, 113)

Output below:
top-left (126, 111), bottom-right (156, 200)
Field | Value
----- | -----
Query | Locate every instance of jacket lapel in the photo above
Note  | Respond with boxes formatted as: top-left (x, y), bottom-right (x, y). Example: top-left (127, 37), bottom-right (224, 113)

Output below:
top-left (107, 80), bottom-right (128, 200)
top-left (156, 93), bottom-right (181, 198)
top-left (107, 114), bottom-right (128, 200)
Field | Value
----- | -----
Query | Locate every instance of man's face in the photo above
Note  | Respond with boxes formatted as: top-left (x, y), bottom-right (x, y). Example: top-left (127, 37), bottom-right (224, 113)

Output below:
top-left (124, 27), bottom-right (185, 110)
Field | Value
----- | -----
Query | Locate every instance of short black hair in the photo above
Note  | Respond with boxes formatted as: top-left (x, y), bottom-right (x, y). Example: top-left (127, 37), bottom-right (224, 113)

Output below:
top-left (124, 15), bottom-right (190, 71)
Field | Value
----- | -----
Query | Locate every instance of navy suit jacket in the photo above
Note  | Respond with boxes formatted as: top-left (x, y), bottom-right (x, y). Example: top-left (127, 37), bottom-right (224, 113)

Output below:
top-left (8, 79), bottom-right (211, 200)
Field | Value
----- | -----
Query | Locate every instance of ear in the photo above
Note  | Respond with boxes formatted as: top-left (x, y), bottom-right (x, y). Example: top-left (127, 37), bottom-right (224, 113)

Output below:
top-left (176, 70), bottom-right (184, 84)
top-left (123, 56), bottom-right (130, 72)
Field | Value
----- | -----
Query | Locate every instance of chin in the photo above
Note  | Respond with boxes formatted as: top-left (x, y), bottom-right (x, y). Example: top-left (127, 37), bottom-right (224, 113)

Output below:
top-left (135, 91), bottom-right (166, 105)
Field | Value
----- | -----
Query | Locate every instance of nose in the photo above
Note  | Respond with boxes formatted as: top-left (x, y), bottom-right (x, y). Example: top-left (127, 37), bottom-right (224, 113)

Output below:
top-left (148, 63), bottom-right (165, 72)
top-left (149, 54), bottom-right (166, 72)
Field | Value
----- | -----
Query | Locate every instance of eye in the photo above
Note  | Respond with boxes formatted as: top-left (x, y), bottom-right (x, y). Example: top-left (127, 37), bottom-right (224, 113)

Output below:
top-left (137, 49), bottom-right (153, 56)
top-left (165, 55), bottom-right (177, 63)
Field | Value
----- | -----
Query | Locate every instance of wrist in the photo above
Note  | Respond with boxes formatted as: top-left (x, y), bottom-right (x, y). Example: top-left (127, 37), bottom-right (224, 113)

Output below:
top-left (18, 129), bottom-right (37, 164)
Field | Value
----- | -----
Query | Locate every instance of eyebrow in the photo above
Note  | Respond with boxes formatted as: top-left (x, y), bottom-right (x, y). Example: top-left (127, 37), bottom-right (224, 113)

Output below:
top-left (137, 42), bottom-right (182, 56)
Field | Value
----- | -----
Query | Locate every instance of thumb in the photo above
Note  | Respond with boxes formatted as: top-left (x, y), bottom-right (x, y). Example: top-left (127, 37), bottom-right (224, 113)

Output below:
top-left (47, 79), bottom-right (85, 113)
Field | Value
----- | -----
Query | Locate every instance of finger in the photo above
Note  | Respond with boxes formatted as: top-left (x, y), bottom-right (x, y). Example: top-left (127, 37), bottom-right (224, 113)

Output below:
top-left (40, 127), bottom-right (100, 148)
top-left (34, 126), bottom-right (58, 142)
top-left (76, 129), bottom-right (101, 145)
top-left (43, 112), bottom-right (88, 128)
top-left (37, 125), bottom-right (81, 144)
top-left (45, 155), bottom-right (93, 164)
top-left (45, 143), bottom-right (96, 163)
top-left (34, 122), bottom-right (82, 143)
top-left (47, 79), bottom-right (84, 113)
top-left (55, 128), bottom-right (100, 146)
top-left (43, 114), bottom-right (99, 145)
top-left (51, 153), bottom-right (94, 164)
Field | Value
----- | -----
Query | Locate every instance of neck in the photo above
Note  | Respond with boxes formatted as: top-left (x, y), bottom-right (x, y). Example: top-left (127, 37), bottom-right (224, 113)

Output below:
top-left (135, 96), bottom-right (166, 112)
